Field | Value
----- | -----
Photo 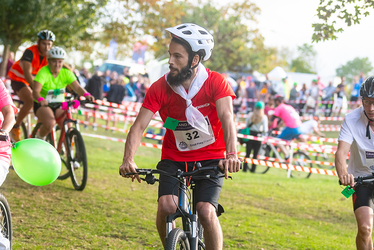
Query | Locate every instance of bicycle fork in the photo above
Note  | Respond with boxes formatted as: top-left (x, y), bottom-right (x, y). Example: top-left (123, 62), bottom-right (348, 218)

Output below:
top-left (165, 179), bottom-right (199, 249)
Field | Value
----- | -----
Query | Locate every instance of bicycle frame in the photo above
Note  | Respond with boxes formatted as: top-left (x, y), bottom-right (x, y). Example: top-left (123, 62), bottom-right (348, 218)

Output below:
top-left (262, 142), bottom-right (295, 178)
top-left (49, 104), bottom-right (79, 152)
top-left (165, 174), bottom-right (200, 249)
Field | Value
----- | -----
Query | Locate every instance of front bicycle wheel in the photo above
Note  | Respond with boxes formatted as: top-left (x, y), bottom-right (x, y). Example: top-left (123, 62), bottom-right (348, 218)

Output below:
top-left (66, 128), bottom-right (88, 191)
top-left (251, 144), bottom-right (271, 174)
top-left (0, 194), bottom-right (12, 249)
top-left (165, 228), bottom-right (190, 250)
top-left (32, 123), bottom-right (70, 180)
top-left (197, 219), bottom-right (205, 250)
top-left (290, 151), bottom-right (312, 178)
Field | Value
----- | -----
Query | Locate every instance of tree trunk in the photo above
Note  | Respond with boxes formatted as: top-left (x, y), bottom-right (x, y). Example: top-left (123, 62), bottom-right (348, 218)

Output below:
top-left (0, 44), bottom-right (10, 79)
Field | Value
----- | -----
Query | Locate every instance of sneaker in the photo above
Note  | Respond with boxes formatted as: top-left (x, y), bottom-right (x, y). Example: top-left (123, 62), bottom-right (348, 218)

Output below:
top-left (35, 131), bottom-right (46, 140)
top-left (10, 127), bottom-right (21, 142)
top-left (93, 125), bottom-right (97, 131)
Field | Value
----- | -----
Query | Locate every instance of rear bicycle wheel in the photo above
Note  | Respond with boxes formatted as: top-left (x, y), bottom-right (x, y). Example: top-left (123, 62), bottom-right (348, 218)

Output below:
top-left (165, 228), bottom-right (190, 250)
top-left (66, 128), bottom-right (88, 191)
top-left (251, 144), bottom-right (270, 174)
top-left (290, 151), bottom-right (312, 178)
top-left (0, 193), bottom-right (12, 249)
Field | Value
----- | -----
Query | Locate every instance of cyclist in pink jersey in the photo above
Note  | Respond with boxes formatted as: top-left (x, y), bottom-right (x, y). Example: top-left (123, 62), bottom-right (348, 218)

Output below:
top-left (270, 95), bottom-right (303, 159)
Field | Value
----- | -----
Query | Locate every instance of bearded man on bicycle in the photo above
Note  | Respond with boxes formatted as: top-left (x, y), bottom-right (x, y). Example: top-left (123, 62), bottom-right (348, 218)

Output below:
top-left (336, 76), bottom-right (374, 250)
top-left (119, 23), bottom-right (241, 249)
top-left (32, 47), bottom-right (94, 140)
top-left (8, 30), bottom-right (55, 141)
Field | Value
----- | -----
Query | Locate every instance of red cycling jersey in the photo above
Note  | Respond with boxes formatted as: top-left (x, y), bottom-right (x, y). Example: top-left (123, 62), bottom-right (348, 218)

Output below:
top-left (142, 68), bottom-right (235, 162)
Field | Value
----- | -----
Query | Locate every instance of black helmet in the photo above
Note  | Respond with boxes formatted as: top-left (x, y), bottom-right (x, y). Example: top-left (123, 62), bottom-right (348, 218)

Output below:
top-left (37, 30), bottom-right (55, 42)
top-left (360, 76), bottom-right (374, 99)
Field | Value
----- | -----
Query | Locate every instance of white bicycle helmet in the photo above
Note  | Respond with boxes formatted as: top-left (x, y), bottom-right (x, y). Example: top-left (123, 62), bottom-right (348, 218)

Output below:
top-left (166, 23), bottom-right (214, 61)
top-left (47, 47), bottom-right (66, 60)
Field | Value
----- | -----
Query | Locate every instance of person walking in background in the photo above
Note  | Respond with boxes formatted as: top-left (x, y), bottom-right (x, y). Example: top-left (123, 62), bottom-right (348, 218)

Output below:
top-left (298, 83), bottom-right (308, 116)
top-left (245, 78), bottom-right (259, 112)
top-left (305, 79), bottom-right (319, 115)
top-left (333, 78), bottom-right (347, 117)
top-left (350, 75), bottom-right (362, 110)
top-left (289, 82), bottom-right (299, 109)
top-left (243, 101), bottom-right (268, 173)
top-left (106, 75), bottom-right (128, 130)
top-left (85, 70), bottom-right (106, 130)
top-left (322, 81), bottom-right (336, 117)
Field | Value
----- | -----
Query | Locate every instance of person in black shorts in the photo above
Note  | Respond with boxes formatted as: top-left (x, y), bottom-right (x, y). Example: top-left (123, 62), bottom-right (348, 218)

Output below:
top-left (119, 23), bottom-right (241, 249)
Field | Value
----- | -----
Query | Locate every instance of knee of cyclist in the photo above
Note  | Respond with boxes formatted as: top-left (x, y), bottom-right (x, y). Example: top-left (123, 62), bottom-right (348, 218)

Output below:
top-left (196, 203), bottom-right (217, 224)
top-left (357, 224), bottom-right (372, 238)
top-left (44, 120), bottom-right (56, 131)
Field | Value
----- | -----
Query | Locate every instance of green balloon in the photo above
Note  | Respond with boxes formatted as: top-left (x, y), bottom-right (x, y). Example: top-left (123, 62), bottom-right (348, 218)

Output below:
top-left (11, 139), bottom-right (61, 186)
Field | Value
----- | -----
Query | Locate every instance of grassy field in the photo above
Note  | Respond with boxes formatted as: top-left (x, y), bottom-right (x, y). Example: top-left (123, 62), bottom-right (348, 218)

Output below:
top-left (2, 120), bottom-right (358, 250)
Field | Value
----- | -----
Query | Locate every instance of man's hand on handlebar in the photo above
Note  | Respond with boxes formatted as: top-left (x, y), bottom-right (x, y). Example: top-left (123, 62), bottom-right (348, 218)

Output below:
top-left (218, 154), bottom-right (242, 179)
top-left (339, 173), bottom-right (355, 187)
top-left (119, 160), bottom-right (141, 183)
top-left (85, 95), bottom-right (95, 103)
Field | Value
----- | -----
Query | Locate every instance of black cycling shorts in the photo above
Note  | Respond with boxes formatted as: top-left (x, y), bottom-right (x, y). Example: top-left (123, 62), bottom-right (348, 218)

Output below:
top-left (352, 183), bottom-right (374, 211)
top-left (34, 101), bottom-right (61, 115)
top-left (11, 80), bottom-right (28, 93)
top-left (157, 159), bottom-right (224, 210)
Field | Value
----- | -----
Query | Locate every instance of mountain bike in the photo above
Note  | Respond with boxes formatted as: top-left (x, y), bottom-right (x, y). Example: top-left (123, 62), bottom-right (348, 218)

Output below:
top-left (31, 98), bottom-right (88, 191)
top-left (124, 163), bottom-right (229, 250)
top-left (253, 131), bottom-right (313, 178)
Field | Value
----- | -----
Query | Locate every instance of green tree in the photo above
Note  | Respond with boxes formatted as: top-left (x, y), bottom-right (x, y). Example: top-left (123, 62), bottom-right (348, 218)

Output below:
top-left (312, 0), bottom-right (374, 42)
top-left (289, 44), bottom-right (317, 73)
top-left (0, 0), bottom-right (108, 77)
top-left (336, 57), bottom-right (373, 83)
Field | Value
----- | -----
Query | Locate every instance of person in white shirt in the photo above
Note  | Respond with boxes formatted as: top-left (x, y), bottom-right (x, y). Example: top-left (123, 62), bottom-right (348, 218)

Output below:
top-left (336, 76), bottom-right (374, 250)
top-left (299, 116), bottom-right (325, 142)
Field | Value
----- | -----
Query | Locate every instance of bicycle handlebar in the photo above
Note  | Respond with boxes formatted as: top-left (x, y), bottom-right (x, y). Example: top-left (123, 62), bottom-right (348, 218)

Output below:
top-left (122, 163), bottom-right (227, 184)
top-left (339, 173), bottom-right (374, 186)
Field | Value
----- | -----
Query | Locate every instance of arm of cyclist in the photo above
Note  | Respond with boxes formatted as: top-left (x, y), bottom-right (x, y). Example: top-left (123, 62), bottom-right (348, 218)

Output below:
top-left (335, 140), bottom-right (354, 186)
top-left (216, 96), bottom-right (241, 179)
top-left (19, 60), bottom-right (35, 88)
top-left (32, 81), bottom-right (48, 106)
top-left (119, 107), bottom-right (154, 183)
top-left (69, 80), bottom-right (95, 102)
top-left (1, 105), bottom-right (16, 134)
top-left (312, 127), bottom-right (325, 137)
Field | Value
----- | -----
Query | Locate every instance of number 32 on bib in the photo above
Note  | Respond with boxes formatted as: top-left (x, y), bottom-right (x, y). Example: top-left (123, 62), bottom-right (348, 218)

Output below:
top-left (173, 117), bottom-right (215, 151)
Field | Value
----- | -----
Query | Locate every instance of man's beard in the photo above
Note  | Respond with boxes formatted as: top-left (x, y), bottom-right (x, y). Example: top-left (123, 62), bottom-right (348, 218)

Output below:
top-left (167, 64), bottom-right (193, 87)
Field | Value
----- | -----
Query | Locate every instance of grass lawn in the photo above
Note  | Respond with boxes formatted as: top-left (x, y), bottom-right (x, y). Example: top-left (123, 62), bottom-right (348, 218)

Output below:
top-left (3, 119), bottom-right (357, 250)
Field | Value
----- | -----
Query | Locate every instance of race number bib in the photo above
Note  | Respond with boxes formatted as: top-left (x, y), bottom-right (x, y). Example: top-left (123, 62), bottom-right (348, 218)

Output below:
top-left (173, 117), bottom-right (215, 151)
top-left (365, 150), bottom-right (374, 171)
top-left (46, 89), bottom-right (65, 103)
